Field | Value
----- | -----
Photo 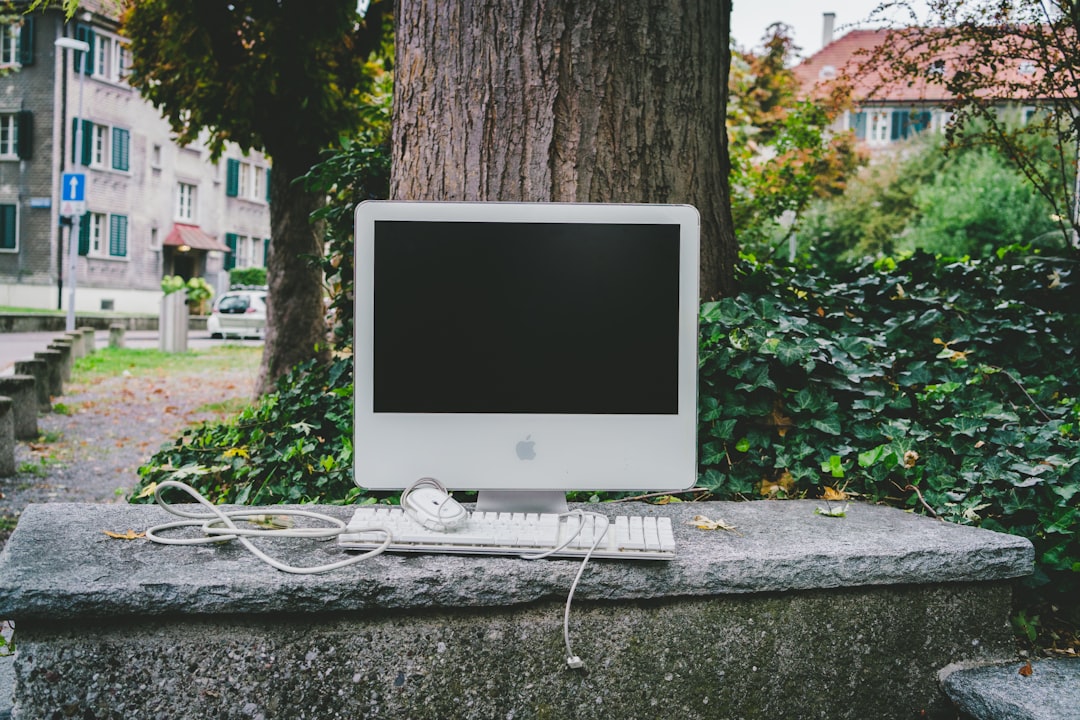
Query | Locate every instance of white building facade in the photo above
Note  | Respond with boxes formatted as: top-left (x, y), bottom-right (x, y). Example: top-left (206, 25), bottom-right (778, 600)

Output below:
top-left (0, 1), bottom-right (271, 313)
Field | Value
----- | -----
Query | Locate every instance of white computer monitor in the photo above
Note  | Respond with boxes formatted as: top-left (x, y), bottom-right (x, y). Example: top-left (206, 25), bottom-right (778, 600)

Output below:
top-left (353, 201), bottom-right (700, 513)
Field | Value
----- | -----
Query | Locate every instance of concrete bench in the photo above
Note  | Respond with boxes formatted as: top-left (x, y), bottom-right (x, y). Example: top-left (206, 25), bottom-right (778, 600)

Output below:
top-left (0, 500), bottom-right (1032, 719)
top-left (941, 657), bottom-right (1080, 720)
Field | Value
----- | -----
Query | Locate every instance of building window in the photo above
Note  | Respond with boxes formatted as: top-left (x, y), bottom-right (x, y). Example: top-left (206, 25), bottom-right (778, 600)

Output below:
top-left (226, 158), bottom-right (268, 202)
top-left (0, 114), bottom-right (17, 158)
top-left (151, 143), bottom-right (162, 168)
top-left (0, 204), bottom-right (17, 251)
top-left (87, 212), bottom-right (106, 255)
top-left (0, 16), bottom-right (31, 67)
top-left (177, 182), bottom-right (196, 221)
top-left (869, 111), bottom-right (890, 144)
top-left (91, 124), bottom-right (106, 167)
top-left (92, 31), bottom-right (130, 83)
top-left (149, 226), bottom-right (159, 250)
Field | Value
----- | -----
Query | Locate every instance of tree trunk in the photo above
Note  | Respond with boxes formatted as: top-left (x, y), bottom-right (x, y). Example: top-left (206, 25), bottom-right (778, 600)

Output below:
top-left (392, 0), bottom-right (738, 299)
top-left (255, 158), bottom-right (331, 395)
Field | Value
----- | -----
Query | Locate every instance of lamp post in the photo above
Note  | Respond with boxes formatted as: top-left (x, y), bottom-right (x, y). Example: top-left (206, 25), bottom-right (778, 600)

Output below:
top-left (55, 36), bottom-right (90, 333)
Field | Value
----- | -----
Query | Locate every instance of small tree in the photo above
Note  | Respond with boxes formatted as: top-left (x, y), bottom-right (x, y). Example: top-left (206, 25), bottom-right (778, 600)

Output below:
top-left (865, 0), bottom-right (1080, 251)
top-left (728, 24), bottom-right (864, 260)
top-left (122, 0), bottom-right (390, 394)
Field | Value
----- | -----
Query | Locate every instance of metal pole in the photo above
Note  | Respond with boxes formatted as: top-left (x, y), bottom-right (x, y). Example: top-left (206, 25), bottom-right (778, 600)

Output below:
top-left (66, 50), bottom-right (85, 333)
top-left (56, 36), bottom-right (90, 331)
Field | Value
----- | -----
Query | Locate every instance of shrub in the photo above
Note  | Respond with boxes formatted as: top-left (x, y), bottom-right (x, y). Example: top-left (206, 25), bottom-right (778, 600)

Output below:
top-left (133, 357), bottom-right (359, 505)
top-left (699, 251), bottom-right (1080, 607)
top-left (229, 267), bottom-right (267, 287)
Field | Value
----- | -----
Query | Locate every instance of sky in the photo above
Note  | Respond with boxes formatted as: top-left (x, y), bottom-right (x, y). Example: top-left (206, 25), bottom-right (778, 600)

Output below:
top-left (730, 0), bottom-right (930, 59)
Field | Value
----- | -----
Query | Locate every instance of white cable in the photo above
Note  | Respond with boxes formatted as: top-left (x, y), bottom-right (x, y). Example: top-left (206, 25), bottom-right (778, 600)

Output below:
top-left (520, 510), bottom-right (610, 669)
top-left (146, 480), bottom-right (392, 574)
top-left (146, 480), bottom-right (605, 667)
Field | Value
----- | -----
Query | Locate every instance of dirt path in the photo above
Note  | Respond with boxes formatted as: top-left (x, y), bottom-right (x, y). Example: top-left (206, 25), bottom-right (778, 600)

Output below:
top-left (0, 351), bottom-right (259, 544)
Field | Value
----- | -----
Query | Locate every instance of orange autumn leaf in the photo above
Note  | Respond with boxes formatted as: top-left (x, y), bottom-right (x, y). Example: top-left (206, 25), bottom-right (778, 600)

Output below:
top-left (822, 486), bottom-right (848, 501)
top-left (103, 529), bottom-right (145, 540)
top-left (1018, 662), bottom-right (1033, 677)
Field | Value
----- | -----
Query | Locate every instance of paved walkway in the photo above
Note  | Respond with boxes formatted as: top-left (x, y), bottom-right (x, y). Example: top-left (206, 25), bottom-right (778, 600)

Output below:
top-left (0, 338), bottom-right (261, 717)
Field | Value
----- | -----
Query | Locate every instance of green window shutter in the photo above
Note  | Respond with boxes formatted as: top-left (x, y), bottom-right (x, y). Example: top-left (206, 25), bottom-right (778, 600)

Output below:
top-left (74, 25), bottom-right (94, 75)
top-left (891, 110), bottom-right (910, 141)
top-left (16, 111), bottom-right (31, 160)
top-left (0, 204), bottom-right (16, 250)
top-left (72, 119), bottom-right (93, 166)
top-left (852, 112), bottom-right (867, 140)
top-left (18, 15), bottom-right (33, 66)
top-left (226, 159), bottom-right (239, 197)
top-left (913, 111), bottom-right (931, 134)
top-left (265, 168), bottom-right (271, 203)
top-left (225, 232), bottom-right (238, 270)
top-left (77, 213), bottom-right (90, 255)
top-left (263, 237), bottom-right (270, 266)
top-left (109, 215), bottom-right (128, 257)
top-left (111, 127), bottom-right (129, 171)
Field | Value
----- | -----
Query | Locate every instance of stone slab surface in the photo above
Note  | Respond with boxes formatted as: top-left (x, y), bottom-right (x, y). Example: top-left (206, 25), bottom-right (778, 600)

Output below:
top-left (0, 500), bottom-right (1033, 620)
top-left (942, 658), bottom-right (1080, 720)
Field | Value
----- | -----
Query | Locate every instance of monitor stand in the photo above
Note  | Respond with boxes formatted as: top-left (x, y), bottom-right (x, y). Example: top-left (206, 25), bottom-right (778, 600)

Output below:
top-left (475, 490), bottom-right (568, 515)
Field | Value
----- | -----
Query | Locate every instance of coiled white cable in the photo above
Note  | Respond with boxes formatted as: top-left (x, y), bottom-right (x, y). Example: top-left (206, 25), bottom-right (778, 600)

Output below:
top-left (145, 480), bottom-right (392, 574)
top-left (146, 480), bottom-right (604, 667)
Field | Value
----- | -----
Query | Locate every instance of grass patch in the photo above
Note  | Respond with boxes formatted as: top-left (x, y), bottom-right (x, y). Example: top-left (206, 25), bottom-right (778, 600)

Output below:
top-left (51, 402), bottom-right (74, 416)
top-left (195, 396), bottom-right (252, 415)
top-left (16, 459), bottom-right (57, 477)
top-left (73, 345), bottom-right (261, 382)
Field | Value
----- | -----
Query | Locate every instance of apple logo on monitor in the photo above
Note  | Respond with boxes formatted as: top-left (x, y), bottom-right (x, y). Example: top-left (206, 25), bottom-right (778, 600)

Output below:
top-left (516, 435), bottom-right (536, 461)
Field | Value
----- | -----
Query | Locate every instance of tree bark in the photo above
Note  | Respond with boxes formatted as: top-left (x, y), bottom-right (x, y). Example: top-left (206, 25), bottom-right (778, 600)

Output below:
top-left (255, 158), bottom-right (331, 395)
top-left (392, 0), bottom-right (738, 299)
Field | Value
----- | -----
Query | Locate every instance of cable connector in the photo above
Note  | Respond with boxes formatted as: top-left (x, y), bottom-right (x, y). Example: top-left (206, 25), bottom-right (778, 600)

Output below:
top-left (566, 655), bottom-right (584, 669)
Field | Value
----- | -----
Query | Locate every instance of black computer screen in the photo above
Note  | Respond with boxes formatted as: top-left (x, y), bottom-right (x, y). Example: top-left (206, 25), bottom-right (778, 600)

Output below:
top-left (372, 220), bottom-right (681, 414)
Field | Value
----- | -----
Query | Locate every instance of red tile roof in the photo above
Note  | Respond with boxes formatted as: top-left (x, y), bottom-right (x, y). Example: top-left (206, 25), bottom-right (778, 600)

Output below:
top-left (163, 224), bottom-right (231, 253)
top-left (795, 27), bottom-right (1056, 104)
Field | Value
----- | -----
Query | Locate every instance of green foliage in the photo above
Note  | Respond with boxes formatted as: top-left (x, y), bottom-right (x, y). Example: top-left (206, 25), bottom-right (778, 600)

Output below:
top-left (302, 55), bottom-right (393, 349)
top-left (906, 148), bottom-right (1058, 258)
top-left (804, 121), bottom-right (1070, 263)
top-left (699, 251), bottom-right (1080, 606)
top-left (229, 267), bottom-right (267, 287)
top-left (161, 276), bottom-right (214, 306)
top-left (133, 357), bottom-right (358, 506)
top-left (728, 23), bottom-right (863, 260)
top-left (122, 0), bottom-right (389, 162)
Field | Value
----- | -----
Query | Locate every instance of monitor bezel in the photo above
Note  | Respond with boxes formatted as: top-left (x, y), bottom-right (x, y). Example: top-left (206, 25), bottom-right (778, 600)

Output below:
top-left (353, 200), bottom-right (700, 494)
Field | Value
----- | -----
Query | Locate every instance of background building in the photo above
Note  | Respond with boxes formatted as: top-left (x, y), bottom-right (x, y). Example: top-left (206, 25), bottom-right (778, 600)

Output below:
top-left (0, 1), bottom-right (271, 313)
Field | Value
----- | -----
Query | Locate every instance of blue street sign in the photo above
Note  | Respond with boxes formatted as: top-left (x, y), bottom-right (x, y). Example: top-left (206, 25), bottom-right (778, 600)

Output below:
top-left (61, 173), bottom-right (86, 202)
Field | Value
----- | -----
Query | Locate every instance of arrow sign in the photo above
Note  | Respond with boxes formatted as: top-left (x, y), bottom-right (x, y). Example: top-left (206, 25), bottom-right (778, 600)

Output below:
top-left (61, 172), bottom-right (86, 202)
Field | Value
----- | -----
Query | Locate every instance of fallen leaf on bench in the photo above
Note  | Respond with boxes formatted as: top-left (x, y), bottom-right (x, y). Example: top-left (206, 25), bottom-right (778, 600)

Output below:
top-left (815, 504), bottom-right (850, 518)
top-left (103, 529), bottom-right (145, 540)
top-left (687, 515), bottom-right (738, 533)
top-left (1018, 661), bottom-right (1033, 677)
top-left (821, 486), bottom-right (848, 501)
top-left (247, 515), bottom-right (294, 529)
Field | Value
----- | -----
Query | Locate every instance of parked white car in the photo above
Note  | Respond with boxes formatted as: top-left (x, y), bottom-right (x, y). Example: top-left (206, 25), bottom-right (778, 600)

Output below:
top-left (207, 288), bottom-right (267, 339)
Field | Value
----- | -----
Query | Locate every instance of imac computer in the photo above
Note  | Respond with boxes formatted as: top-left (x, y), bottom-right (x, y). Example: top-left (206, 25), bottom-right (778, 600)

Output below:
top-left (353, 201), bottom-right (700, 515)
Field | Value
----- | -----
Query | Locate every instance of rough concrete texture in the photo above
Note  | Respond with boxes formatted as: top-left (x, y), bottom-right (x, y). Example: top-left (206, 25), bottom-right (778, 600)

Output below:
top-left (941, 658), bottom-right (1080, 720)
top-left (0, 397), bottom-right (12, 478)
top-left (0, 377), bottom-right (37, 440)
top-left (0, 501), bottom-right (1032, 719)
top-left (13, 582), bottom-right (1017, 720)
top-left (0, 501), bottom-right (1032, 620)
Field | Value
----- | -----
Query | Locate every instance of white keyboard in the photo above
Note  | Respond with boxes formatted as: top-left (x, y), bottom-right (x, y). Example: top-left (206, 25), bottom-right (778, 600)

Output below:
top-left (338, 507), bottom-right (677, 560)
